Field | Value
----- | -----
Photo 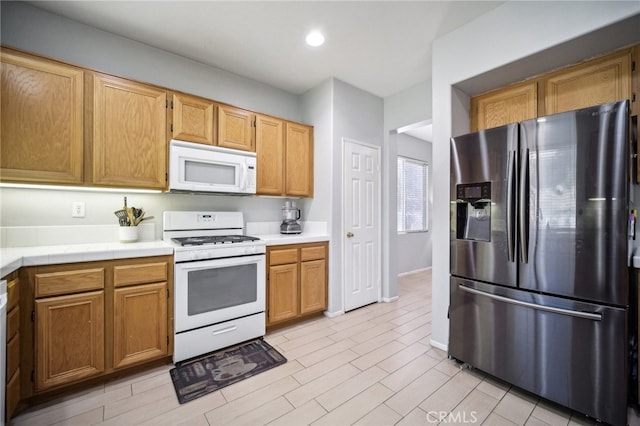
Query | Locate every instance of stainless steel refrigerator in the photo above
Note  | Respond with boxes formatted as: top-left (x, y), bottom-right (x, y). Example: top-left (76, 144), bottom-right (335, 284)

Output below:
top-left (449, 100), bottom-right (630, 426)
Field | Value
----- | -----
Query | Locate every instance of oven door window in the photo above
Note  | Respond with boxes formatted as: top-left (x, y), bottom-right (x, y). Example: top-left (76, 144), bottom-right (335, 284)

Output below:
top-left (187, 263), bottom-right (257, 315)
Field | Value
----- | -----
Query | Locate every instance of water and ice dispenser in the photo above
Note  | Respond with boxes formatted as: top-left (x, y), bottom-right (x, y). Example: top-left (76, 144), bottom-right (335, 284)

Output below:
top-left (455, 182), bottom-right (491, 242)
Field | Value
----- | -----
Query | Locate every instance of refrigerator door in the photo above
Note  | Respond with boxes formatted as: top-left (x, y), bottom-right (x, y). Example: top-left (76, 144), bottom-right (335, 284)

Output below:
top-left (450, 124), bottom-right (518, 287)
top-left (519, 101), bottom-right (629, 306)
top-left (449, 277), bottom-right (627, 426)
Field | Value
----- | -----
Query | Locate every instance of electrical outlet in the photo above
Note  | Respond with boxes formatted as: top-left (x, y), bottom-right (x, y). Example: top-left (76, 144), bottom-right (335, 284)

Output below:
top-left (72, 201), bottom-right (85, 218)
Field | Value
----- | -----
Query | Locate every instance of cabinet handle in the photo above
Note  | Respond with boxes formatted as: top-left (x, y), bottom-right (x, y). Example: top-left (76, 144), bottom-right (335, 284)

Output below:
top-left (346, 232), bottom-right (354, 238)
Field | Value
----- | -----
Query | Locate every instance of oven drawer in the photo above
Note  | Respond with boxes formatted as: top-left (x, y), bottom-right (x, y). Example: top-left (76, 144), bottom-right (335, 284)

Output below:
top-left (173, 312), bottom-right (265, 363)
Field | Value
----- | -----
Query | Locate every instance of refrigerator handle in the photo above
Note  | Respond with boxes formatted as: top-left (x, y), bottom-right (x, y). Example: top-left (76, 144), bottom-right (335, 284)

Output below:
top-left (506, 150), bottom-right (516, 262)
top-left (519, 148), bottom-right (529, 263)
top-left (458, 285), bottom-right (602, 321)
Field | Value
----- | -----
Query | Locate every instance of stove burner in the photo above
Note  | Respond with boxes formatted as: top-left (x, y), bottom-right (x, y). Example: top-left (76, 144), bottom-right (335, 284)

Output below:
top-left (172, 235), bottom-right (260, 246)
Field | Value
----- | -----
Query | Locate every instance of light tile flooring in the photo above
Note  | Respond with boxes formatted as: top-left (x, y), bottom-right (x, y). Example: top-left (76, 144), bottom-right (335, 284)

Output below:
top-left (10, 269), bottom-right (640, 425)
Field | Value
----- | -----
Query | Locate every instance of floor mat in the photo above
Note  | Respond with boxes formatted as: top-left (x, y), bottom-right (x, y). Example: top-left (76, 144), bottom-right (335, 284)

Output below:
top-left (169, 338), bottom-right (287, 404)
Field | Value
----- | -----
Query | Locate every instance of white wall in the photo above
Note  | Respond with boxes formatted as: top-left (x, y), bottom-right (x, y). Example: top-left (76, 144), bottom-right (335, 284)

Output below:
top-left (431, 2), bottom-right (640, 350)
top-left (396, 134), bottom-right (433, 274)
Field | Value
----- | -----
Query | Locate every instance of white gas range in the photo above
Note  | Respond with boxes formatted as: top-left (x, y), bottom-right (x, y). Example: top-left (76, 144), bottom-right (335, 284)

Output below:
top-left (163, 211), bottom-right (266, 363)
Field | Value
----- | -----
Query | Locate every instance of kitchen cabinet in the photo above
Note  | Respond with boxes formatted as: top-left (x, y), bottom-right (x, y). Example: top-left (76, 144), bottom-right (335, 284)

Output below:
top-left (285, 122), bottom-right (314, 197)
top-left (470, 81), bottom-right (537, 132)
top-left (255, 116), bottom-right (314, 197)
top-left (169, 92), bottom-right (214, 145)
top-left (4, 271), bottom-right (20, 420)
top-left (469, 45), bottom-right (635, 131)
top-left (33, 267), bottom-right (105, 391)
top-left (255, 114), bottom-right (284, 195)
top-left (17, 255), bottom-right (172, 401)
top-left (91, 72), bottom-right (167, 189)
top-left (0, 47), bottom-right (84, 185)
top-left (112, 262), bottom-right (168, 369)
top-left (217, 104), bottom-right (255, 152)
top-left (544, 49), bottom-right (631, 115)
top-left (266, 242), bottom-right (327, 328)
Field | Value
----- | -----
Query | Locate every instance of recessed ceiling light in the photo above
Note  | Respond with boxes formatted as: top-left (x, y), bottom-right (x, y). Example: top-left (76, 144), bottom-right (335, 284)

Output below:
top-left (305, 31), bottom-right (325, 47)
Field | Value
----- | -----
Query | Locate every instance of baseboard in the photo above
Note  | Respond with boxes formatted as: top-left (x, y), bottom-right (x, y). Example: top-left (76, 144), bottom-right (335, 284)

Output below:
top-left (382, 296), bottom-right (399, 303)
top-left (323, 310), bottom-right (345, 318)
top-left (398, 266), bottom-right (432, 277)
top-left (429, 338), bottom-right (448, 353)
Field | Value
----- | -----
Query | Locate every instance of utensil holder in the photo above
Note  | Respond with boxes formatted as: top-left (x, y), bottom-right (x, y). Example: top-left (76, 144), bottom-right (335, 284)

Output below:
top-left (119, 226), bottom-right (138, 243)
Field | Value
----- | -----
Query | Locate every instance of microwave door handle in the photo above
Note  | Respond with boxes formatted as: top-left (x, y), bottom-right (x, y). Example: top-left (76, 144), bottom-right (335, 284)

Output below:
top-left (240, 163), bottom-right (247, 191)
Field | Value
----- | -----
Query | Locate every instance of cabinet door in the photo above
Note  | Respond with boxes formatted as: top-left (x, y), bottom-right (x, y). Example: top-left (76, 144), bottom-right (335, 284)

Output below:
top-left (267, 264), bottom-right (298, 325)
top-left (217, 104), bottom-right (254, 151)
top-left (92, 73), bottom-right (167, 189)
top-left (171, 93), bottom-right (214, 145)
top-left (0, 48), bottom-right (83, 184)
top-left (470, 82), bottom-right (537, 131)
top-left (544, 50), bottom-right (631, 115)
top-left (255, 115), bottom-right (284, 195)
top-left (300, 259), bottom-right (327, 315)
top-left (113, 282), bottom-right (168, 369)
top-left (285, 122), bottom-right (314, 197)
top-left (35, 291), bottom-right (105, 391)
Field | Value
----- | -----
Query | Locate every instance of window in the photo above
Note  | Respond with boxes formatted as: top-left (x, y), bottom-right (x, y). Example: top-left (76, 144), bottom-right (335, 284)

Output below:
top-left (397, 156), bottom-right (428, 233)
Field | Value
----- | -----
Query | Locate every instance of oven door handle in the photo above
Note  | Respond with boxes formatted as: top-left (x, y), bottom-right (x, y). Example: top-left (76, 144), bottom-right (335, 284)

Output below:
top-left (176, 255), bottom-right (265, 270)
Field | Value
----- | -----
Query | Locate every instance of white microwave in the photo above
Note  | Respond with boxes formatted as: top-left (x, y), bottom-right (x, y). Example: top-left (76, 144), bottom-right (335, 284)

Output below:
top-left (168, 140), bottom-right (256, 194)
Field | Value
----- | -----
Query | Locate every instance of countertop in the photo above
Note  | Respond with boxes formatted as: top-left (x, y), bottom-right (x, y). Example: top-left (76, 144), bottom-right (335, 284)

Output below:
top-left (0, 241), bottom-right (173, 278)
top-left (0, 221), bottom-right (330, 277)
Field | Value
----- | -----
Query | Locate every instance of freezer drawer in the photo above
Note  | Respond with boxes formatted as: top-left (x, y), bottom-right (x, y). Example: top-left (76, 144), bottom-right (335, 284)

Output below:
top-left (449, 277), bottom-right (627, 426)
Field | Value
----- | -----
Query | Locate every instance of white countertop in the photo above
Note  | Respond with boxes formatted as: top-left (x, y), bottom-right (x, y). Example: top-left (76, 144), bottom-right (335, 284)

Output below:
top-left (0, 241), bottom-right (173, 278)
top-left (247, 220), bottom-right (329, 246)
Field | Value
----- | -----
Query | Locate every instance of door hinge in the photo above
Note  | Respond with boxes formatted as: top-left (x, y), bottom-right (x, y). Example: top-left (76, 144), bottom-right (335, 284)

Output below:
top-left (633, 92), bottom-right (637, 103)
top-left (31, 370), bottom-right (35, 382)
top-left (31, 310), bottom-right (35, 322)
top-left (165, 172), bottom-right (168, 183)
top-left (166, 288), bottom-right (169, 298)
top-left (165, 99), bottom-right (168, 109)
top-left (632, 60), bottom-right (636, 72)
top-left (170, 123), bottom-right (173, 133)
top-left (171, 100), bottom-right (174, 109)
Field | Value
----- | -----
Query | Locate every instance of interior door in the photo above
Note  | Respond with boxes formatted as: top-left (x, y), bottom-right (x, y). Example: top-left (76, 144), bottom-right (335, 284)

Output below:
top-left (343, 139), bottom-right (380, 311)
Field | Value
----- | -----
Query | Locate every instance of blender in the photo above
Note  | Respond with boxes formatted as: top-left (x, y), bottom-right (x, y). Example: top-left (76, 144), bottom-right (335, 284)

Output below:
top-left (280, 200), bottom-right (302, 234)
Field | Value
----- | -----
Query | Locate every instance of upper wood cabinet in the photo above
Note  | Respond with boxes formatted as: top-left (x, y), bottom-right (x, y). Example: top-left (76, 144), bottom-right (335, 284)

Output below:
top-left (255, 114), bottom-right (284, 195)
top-left (255, 116), bottom-right (314, 197)
top-left (170, 92), bottom-right (214, 145)
top-left (470, 82), bottom-right (537, 132)
top-left (217, 104), bottom-right (255, 151)
top-left (544, 50), bottom-right (632, 115)
top-left (0, 48), bottom-right (84, 184)
top-left (470, 46), bottom-right (635, 131)
top-left (285, 122), bottom-right (314, 197)
top-left (91, 73), bottom-right (167, 189)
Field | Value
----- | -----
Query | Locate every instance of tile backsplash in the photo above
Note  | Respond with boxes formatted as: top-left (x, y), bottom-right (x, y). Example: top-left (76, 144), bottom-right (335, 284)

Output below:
top-left (0, 223), bottom-right (155, 248)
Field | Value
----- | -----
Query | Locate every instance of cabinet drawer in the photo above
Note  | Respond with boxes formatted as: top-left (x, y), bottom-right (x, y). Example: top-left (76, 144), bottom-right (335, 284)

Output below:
top-left (7, 332), bottom-right (20, 379)
top-left (7, 305), bottom-right (19, 341)
top-left (269, 248), bottom-right (299, 265)
top-left (301, 245), bottom-right (326, 261)
top-left (114, 262), bottom-right (167, 287)
top-left (7, 277), bottom-right (19, 311)
top-left (35, 268), bottom-right (104, 297)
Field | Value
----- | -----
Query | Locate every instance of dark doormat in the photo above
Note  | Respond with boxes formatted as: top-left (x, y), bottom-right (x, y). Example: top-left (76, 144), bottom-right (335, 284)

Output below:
top-left (169, 338), bottom-right (287, 404)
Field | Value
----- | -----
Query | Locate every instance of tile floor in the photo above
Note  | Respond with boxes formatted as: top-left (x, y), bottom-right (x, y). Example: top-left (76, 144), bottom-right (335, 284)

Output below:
top-left (9, 269), bottom-right (640, 425)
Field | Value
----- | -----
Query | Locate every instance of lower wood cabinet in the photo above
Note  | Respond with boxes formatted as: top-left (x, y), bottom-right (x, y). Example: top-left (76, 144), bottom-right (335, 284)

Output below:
top-left (15, 255), bottom-right (173, 409)
top-left (267, 242), bottom-right (328, 328)
top-left (3, 271), bottom-right (21, 420)
top-left (113, 281), bottom-right (167, 369)
top-left (35, 290), bottom-right (105, 390)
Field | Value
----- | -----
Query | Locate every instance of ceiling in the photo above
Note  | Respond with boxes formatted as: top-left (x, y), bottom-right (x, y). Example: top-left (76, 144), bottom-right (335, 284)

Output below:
top-left (27, 1), bottom-right (504, 99)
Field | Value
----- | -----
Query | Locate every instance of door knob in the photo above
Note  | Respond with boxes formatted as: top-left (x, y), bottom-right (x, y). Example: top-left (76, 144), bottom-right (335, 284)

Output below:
top-left (346, 232), bottom-right (354, 238)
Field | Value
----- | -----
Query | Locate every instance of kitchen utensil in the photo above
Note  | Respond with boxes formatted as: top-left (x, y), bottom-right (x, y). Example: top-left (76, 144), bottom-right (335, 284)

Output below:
top-left (114, 209), bottom-right (129, 226)
top-left (126, 207), bottom-right (135, 227)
